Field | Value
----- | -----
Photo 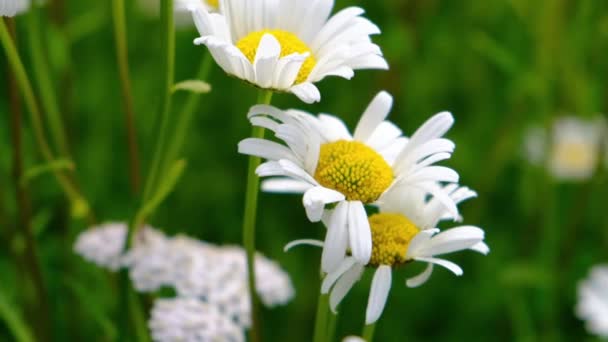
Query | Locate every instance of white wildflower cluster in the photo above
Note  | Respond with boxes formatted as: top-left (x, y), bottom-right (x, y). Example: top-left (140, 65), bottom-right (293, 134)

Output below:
top-left (524, 116), bottom-right (607, 181)
top-left (73, 223), bottom-right (294, 340)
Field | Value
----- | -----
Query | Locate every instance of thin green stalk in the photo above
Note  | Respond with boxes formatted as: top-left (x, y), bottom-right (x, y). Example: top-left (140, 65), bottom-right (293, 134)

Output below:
top-left (326, 311), bottom-right (338, 342)
top-left (142, 0), bottom-right (175, 203)
top-left (26, 8), bottom-right (70, 156)
top-left (112, 0), bottom-right (141, 194)
top-left (362, 322), bottom-right (377, 342)
top-left (163, 53), bottom-right (213, 167)
top-left (312, 293), bottom-right (329, 342)
top-left (6, 19), bottom-right (50, 341)
top-left (0, 20), bottom-right (91, 219)
top-left (243, 89), bottom-right (273, 342)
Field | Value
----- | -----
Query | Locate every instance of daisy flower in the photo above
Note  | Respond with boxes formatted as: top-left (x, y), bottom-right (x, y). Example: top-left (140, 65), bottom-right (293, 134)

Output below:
top-left (149, 298), bottom-right (244, 342)
top-left (0, 0), bottom-right (29, 17)
top-left (306, 184), bottom-right (488, 324)
top-left (239, 91), bottom-right (460, 271)
top-left (576, 265), bottom-right (608, 339)
top-left (190, 0), bottom-right (388, 103)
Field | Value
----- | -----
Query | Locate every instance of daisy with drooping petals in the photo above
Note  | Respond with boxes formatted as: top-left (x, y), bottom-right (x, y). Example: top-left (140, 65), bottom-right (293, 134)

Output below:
top-left (306, 184), bottom-right (488, 325)
top-left (576, 265), bottom-right (608, 339)
top-left (239, 91), bottom-right (460, 272)
top-left (0, 0), bottom-right (30, 17)
top-left (190, 0), bottom-right (388, 103)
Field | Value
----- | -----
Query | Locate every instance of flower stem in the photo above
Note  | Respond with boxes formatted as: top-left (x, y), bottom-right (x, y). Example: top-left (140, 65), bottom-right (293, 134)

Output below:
top-left (5, 18), bottom-right (50, 342)
top-left (362, 322), bottom-right (377, 342)
top-left (112, 0), bottom-right (142, 195)
top-left (312, 292), bottom-right (329, 342)
top-left (25, 7), bottom-right (70, 157)
top-left (0, 19), bottom-right (91, 221)
top-left (243, 89), bottom-right (273, 342)
top-left (141, 0), bottom-right (175, 204)
top-left (163, 53), bottom-right (213, 167)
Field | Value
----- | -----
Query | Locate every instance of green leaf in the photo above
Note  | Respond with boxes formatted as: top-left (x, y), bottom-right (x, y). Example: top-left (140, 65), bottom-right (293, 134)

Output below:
top-left (21, 159), bottom-right (75, 187)
top-left (139, 159), bottom-right (187, 219)
top-left (0, 290), bottom-right (35, 342)
top-left (171, 80), bottom-right (212, 94)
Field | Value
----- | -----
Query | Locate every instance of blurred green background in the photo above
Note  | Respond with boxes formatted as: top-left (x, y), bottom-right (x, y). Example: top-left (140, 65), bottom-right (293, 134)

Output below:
top-left (2, 0), bottom-right (608, 341)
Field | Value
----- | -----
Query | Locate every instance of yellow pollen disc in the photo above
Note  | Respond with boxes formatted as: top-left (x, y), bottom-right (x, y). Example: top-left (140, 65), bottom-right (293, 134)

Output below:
top-left (553, 141), bottom-right (596, 169)
top-left (314, 140), bottom-right (393, 203)
top-left (205, 0), bottom-right (218, 8)
top-left (236, 29), bottom-right (316, 85)
top-left (369, 213), bottom-right (420, 267)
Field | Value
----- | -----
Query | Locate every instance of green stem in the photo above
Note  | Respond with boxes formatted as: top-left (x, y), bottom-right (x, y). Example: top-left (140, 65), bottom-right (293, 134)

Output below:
top-left (325, 311), bottom-right (338, 342)
top-left (142, 0), bottom-right (175, 203)
top-left (362, 323), bottom-right (377, 342)
top-left (243, 89), bottom-right (273, 342)
top-left (163, 53), bottom-right (213, 167)
top-left (112, 0), bottom-right (141, 194)
top-left (0, 19), bottom-right (91, 220)
top-left (312, 293), bottom-right (329, 342)
top-left (6, 19), bottom-right (50, 341)
top-left (26, 7), bottom-right (70, 157)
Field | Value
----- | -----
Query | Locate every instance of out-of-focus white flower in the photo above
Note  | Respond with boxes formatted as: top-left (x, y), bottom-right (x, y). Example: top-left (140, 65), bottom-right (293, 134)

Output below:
top-left (137, 0), bottom-right (218, 28)
top-left (149, 298), bottom-right (244, 342)
top-left (122, 232), bottom-right (294, 327)
top-left (191, 0), bottom-right (387, 103)
top-left (0, 0), bottom-right (30, 17)
top-left (576, 265), bottom-right (608, 339)
top-left (122, 228), bottom-right (174, 292)
top-left (343, 337), bottom-right (366, 342)
top-left (523, 126), bottom-right (546, 166)
top-left (74, 222), bottom-right (129, 271)
top-left (240, 91), bottom-right (459, 272)
top-left (549, 117), bottom-right (604, 180)
top-left (524, 116), bottom-right (605, 181)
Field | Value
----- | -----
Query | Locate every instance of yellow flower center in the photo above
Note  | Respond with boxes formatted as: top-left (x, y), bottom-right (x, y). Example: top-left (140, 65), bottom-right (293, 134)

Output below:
top-left (205, 0), bottom-right (218, 8)
top-left (314, 140), bottom-right (393, 203)
top-left (236, 29), bottom-right (316, 85)
top-left (552, 141), bottom-right (596, 170)
top-left (369, 213), bottom-right (420, 267)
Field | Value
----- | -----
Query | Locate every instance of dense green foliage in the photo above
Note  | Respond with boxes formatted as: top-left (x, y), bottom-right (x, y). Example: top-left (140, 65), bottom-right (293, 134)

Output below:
top-left (1, 0), bottom-right (608, 341)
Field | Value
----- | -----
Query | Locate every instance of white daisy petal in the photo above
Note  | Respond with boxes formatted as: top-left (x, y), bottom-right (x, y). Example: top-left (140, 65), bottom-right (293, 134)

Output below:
top-left (253, 34), bottom-right (282, 88)
top-left (321, 201), bottom-right (350, 272)
top-left (413, 257), bottom-right (463, 276)
top-left (284, 239), bottom-right (324, 252)
top-left (290, 82), bottom-right (322, 104)
top-left (261, 178), bottom-right (314, 194)
top-left (303, 186), bottom-right (345, 222)
top-left (406, 263), bottom-right (434, 288)
top-left (354, 91), bottom-right (394, 142)
top-left (322, 256), bottom-right (357, 294)
top-left (470, 242), bottom-right (490, 255)
top-left (365, 265), bottom-right (392, 324)
top-left (348, 201), bottom-right (372, 265)
top-left (329, 263), bottom-right (364, 312)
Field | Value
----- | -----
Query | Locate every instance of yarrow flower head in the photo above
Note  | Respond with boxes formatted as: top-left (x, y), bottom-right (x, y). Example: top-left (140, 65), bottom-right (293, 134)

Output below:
top-left (190, 0), bottom-right (388, 103)
top-left (314, 184), bottom-right (488, 324)
top-left (149, 298), bottom-right (244, 342)
top-left (576, 265), bottom-right (608, 339)
top-left (0, 0), bottom-right (30, 17)
top-left (74, 222), bottom-right (158, 272)
top-left (239, 91), bottom-right (460, 272)
top-left (524, 116), bottom-right (606, 181)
